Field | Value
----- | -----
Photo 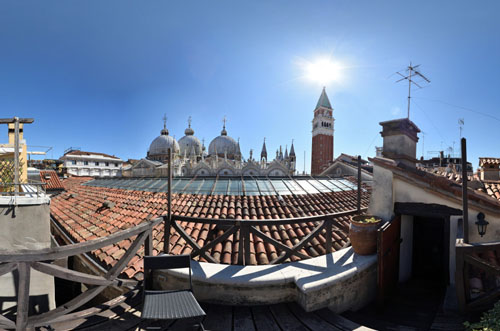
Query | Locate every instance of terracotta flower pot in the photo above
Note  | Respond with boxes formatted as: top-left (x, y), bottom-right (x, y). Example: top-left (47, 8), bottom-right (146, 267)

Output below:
top-left (349, 215), bottom-right (382, 255)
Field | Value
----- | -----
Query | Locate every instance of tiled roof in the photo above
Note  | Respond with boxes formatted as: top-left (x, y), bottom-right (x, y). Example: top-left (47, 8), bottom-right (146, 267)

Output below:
top-left (422, 168), bottom-right (468, 184)
top-left (481, 182), bottom-right (500, 201)
top-left (420, 167), bottom-right (500, 202)
top-left (63, 150), bottom-right (121, 160)
top-left (479, 158), bottom-right (500, 167)
top-left (375, 158), bottom-right (500, 209)
top-left (61, 176), bottom-right (94, 190)
top-left (39, 170), bottom-right (64, 191)
top-left (50, 178), bottom-right (371, 280)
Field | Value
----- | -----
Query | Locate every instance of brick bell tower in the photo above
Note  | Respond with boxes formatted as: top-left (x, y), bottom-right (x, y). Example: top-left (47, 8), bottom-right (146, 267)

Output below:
top-left (311, 87), bottom-right (334, 175)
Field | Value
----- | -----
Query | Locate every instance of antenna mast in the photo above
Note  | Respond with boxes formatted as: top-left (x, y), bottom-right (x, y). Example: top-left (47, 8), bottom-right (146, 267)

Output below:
top-left (459, 118), bottom-right (464, 138)
top-left (421, 131), bottom-right (425, 159)
top-left (395, 62), bottom-right (431, 119)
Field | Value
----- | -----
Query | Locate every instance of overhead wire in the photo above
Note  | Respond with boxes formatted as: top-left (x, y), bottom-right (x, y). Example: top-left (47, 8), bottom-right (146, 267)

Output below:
top-left (412, 100), bottom-right (448, 146)
top-left (414, 96), bottom-right (500, 123)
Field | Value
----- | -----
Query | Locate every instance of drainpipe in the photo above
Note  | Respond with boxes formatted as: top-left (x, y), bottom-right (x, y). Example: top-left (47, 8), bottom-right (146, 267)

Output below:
top-left (461, 138), bottom-right (469, 243)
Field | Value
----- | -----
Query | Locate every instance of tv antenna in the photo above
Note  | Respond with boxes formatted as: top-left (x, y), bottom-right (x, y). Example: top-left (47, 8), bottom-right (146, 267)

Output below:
top-left (458, 118), bottom-right (464, 138)
top-left (395, 62), bottom-right (431, 119)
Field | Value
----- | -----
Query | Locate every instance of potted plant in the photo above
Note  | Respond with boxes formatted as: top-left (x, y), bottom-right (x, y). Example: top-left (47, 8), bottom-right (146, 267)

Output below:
top-left (349, 215), bottom-right (382, 255)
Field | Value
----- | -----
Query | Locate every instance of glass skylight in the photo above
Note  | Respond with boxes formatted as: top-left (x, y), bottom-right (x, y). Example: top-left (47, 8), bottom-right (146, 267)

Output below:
top-left (84, 176), bottom-right (357, 196)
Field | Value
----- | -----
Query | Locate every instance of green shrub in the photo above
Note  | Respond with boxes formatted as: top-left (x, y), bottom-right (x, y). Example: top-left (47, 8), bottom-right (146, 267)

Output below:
top-left (464, 300), bottom-right (500, 331)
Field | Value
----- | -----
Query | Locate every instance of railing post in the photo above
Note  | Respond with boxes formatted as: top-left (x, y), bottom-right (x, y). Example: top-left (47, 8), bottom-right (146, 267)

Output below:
top-left (16, 262), bottom-right (30, 331)
top-left (357, 155), bottom-right (361, 214)
top-left (243, 223), bottom-right (251, 265)
top-left (237, 221), bottom-right (244, 265)
top-left (461, 138), bottom-right (469, 243)
top-left (164, 215), bottom-right (171, 254)
top-left (165, 147), bottom-right (172, 255)
top-left (145, 228), bottom-right (153, 257)
top-left (168, 148), bottom-right (172, 224)
top-left (14, 117), bottom-right (20, 195)
top-left (455, 247), bottom-right (466, 313)
top-left (325, 216), bottom-right (332, 253)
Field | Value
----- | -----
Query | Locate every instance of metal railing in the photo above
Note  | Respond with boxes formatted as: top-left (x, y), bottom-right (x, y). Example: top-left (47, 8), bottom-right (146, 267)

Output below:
top-left (0, 181), bottom-right (46, 196)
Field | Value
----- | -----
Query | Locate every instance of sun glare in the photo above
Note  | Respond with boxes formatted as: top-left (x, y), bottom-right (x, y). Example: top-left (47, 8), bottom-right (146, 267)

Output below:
top-left (303, 58), bottom-right (344, 86)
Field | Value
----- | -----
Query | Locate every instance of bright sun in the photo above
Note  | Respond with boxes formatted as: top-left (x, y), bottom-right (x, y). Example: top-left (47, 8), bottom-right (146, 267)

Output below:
top-left (303, 58), bottom-right (343, 86)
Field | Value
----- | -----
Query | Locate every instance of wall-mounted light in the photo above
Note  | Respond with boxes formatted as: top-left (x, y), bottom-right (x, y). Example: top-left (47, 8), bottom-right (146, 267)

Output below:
top-left (476, 212), bottom-right (489, 237)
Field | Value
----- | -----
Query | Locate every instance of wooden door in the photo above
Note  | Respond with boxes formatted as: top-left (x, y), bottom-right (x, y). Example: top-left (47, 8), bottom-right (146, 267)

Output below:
top-left (377, 215), bottom-right (401, 306)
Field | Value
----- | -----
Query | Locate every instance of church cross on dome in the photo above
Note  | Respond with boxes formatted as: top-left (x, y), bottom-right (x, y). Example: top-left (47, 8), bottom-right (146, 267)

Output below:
top-left (221, 116), bottom-right (228, 136)
top-left (161, 114), bottom-right (169, 135)
top-left (188, 116), bottom-right (192, 128)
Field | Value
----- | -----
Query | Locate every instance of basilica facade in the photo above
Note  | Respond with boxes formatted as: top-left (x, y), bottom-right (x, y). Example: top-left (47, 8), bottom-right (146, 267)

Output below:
top-left (128, 118), bottom-right (296, 177)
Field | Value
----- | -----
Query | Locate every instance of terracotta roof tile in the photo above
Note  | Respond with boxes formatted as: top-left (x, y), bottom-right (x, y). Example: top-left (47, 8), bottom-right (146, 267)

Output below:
top-left (50, 178), bottom-right (371, 280)
top-left (39, 170), bottom-right (65, 191)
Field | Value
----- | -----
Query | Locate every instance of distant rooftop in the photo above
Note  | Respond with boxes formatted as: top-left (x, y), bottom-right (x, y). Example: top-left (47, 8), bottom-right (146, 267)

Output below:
top-left (62, 149), bottom-right (122, 160)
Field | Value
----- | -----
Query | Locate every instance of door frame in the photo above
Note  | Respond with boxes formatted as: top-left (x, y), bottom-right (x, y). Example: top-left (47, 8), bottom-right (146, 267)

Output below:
top-left (394, 202), bottom-right (461, 286)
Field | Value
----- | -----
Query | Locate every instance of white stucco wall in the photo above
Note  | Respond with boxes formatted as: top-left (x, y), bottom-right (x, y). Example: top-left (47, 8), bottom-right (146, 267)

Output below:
top-left (368, 164), bottom-right (394, 221)
top-left (0, 195), bottom-right (55, 313)
top-left (369, 163), bottom-right (500, 284)
top-left (393, 178), bottom-right (500, 244)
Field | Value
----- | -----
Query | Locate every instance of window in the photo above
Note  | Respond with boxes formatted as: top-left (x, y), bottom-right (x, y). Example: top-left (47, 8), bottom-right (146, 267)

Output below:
top-left (105, 162), bottom-right (109, 166)
top-left (84, 161), bottom-right (88, 165)
top-left (71, 160), bottom-right (76, 165)
top-left (114, 163), bottom-right (118, 167)
top-left (95, 162), bottom-right (100, 166)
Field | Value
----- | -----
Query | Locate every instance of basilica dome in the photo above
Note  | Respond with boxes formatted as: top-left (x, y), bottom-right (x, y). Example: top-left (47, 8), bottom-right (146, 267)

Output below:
top-left (179, 124), bottom-right (202, 157)
top-left (148, 127), bottom-right (180, 160)
top-left (208, 126), bottom-right (239, 159)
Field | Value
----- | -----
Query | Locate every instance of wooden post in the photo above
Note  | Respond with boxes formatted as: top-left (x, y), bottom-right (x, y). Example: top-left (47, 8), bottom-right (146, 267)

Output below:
top-left (461, 138), bottom-right (469, 243)
top-left (455, 246), bottom-right (466, 313)
top-left (166, 147), bottom-right (172, 254)
top-left (325, 216), bottom-right (332, 253)
top-left (237, 222), bottom-right (244, 265)
top-left (16, 262), bottom-right (30, 331)
top-left (14, 117), bottom-right (19, 194)
top-left (164, 215), bottom-right (171, 254)
top-left (145, 229), bottom-right (153, 257)
top-left (243, 223), bottom-right (251, 265)
top-left (357, 155), bottom-right (361, 214)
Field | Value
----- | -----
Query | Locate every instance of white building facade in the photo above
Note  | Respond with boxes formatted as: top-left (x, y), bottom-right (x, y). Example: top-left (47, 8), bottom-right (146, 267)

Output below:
top-left (60, 150), bottom-right (124, 177)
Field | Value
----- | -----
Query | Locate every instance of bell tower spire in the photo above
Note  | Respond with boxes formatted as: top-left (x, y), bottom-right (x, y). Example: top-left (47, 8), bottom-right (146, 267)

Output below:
top-left (311, 87), bottom-right (334, 175)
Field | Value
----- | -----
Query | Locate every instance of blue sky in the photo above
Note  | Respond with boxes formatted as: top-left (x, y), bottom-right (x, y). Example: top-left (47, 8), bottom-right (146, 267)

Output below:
top-left (1, 1), bottom-right (499, 172)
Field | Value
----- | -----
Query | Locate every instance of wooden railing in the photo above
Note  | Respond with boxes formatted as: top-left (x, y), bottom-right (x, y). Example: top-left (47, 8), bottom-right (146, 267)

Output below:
top-left (0, 206), bottom-right (365, 329)
top-left (0, 217), bottom-right (161, 331)
top-left (456, 241), bottom-right (500, 313)
top-left (164, 208), bottom-right (366, 265)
